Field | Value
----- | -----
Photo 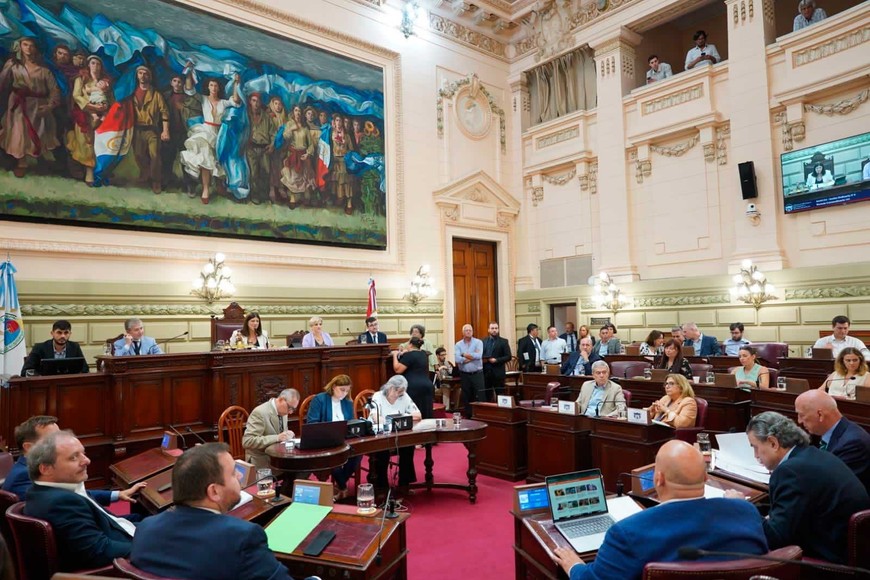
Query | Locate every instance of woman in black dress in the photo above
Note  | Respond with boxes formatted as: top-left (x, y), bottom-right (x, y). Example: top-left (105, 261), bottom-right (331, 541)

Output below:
top-left (392, 337), bottom-right (434, 418)
top-left (654, 339), bottom-right (693, 380)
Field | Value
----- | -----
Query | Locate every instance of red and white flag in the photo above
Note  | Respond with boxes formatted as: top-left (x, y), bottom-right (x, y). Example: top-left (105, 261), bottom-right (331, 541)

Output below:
top-left (366, 278), bottom-right (377, 318)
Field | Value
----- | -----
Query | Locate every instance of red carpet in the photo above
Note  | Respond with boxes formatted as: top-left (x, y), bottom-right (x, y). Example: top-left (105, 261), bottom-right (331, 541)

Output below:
top-left (396, 443), bottom-right (517, 579)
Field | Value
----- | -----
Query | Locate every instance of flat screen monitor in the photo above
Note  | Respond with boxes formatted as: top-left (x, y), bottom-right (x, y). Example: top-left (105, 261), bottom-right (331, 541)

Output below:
top-left (781, 131), bottom-right (870, 214)
top-left (38, 357), bottom-right (86, 375)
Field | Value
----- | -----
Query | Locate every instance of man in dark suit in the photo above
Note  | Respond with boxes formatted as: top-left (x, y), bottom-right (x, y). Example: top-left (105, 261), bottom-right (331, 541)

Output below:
top-left (553, 440), bottom-right (767, 580)
top-left (516, 323), bottom-right (542, 372)
top-left (681, 322), bottom-right (720, 356)
top-left (560, 322), bottom-right (578, 352)
top-left (2, 415), bottom-right (59, 499)
top-left (795, 389), bottom-right (870, 490)
top-left (25, 431), bottom-right (145, 571)
top-left (482, 321), bottom-right (512, 399)
top-left (21, 319), bottom-right (89, 375)
top-left (358, 316), bottom-right (387, 344)
top-left (561, 337), bottom-right (601, 376)
top-left (131, 443), bottom-right (293, 580)
top-left (729, 412), bottom-right (870, 563)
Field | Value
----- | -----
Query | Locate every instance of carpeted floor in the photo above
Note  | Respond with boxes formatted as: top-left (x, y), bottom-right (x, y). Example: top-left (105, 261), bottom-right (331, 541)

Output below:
top-left (393, 442), bottom-right (517, 579)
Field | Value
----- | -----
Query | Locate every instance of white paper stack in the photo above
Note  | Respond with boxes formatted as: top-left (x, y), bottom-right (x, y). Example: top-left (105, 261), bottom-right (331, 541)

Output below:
top-left (714, 433), bottom-right (771, 485)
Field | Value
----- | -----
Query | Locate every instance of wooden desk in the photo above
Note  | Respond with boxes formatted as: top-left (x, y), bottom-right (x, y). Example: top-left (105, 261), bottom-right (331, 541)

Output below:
top-left (589, 418), bottom-right (673, 492)
top-left (2, 345), bottom-right (390, 487)
top-left (267, 419), bottom-right (488, 503)
top-left (109, 447), bottom-right (176, 488)
top-left (631, 473), bottom-right (767, 506)
top-left (525, 408), bottom-right (592, 483)
top-left (750, 388), bottom-right (870, 432)
top-left (471, 402), bottom-right (528, 481)
top-left (776, 357), bottom-right (832, 388)
top-left (275, 509), bottom-right (408, 580)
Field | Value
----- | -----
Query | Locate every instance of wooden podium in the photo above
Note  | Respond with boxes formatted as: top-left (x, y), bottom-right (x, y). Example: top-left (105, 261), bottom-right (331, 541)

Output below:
top-left (525, 407), bottom-right (592, 483)
top-left (590, 418), bottom-right (674, 492)
top-left (471, 402), bottom-right (528, 481)
top-left (110, 447), bottom-right (177, 488)
top-left (777, 357), bottom-right (833, 387)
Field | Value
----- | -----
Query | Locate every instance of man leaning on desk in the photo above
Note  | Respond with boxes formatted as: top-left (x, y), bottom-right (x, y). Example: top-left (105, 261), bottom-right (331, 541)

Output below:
top-left (553, 440), bottom-right (768, 580)
top-left (132, 443), bottom-right (312, 580)
top-left (21, 319), bottom-right (89, 375)
top-left (113, 317), bottom-right (163, 356)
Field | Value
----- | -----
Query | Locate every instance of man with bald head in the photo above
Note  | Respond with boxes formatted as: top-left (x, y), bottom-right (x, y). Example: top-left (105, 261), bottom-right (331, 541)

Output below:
top-left (796, 389), bottom-right (870, 490)
top-left (553, 441), bottom-right (767, 579)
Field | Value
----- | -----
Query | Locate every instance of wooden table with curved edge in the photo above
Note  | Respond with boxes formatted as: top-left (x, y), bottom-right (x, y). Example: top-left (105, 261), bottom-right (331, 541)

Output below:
top-left (267, 419), bottom-right (488, 503)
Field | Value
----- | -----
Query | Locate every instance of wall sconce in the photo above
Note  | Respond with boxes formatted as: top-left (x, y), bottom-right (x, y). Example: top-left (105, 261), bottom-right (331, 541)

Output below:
top-left (406, 264), bottom-right (435, 306)
top-left (730, 259), bottom-right (776, 309)
top-left (191, 253), bottom-right (235, 305)
top-left (400, 1), bottom-right (421, 38)
top-left (593, 271), bottom-right (630, 314)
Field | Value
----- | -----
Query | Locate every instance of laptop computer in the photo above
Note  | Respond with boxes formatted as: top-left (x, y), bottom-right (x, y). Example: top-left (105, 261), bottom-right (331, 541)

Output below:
top-left (811, 348), bottom-right (834, 360)
top-left (38, 357), bottom-right (86, 376)
top-left (299, 421), bottom-right (348, 450)
top-left (545, 469), bottom-right (614, 553)
top-left (714, 373), bottom-right (738, 387)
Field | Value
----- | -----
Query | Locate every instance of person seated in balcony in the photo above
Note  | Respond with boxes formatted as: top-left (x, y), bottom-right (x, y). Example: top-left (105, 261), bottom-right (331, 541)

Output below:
top-left (648, 374), bottom-right (698, 428)
top-left (732, 346), bottom-right (771, 389)
top-left (805, 161), bottom-right (834, 190)
top-left (645, 55), bottom-right (672, 84)
top-left (793, 0), bottom-right (827, 31)
top-left (684, 30), bottom-right (720, 70)
top-left (822, 347), bottom-right (868, 400)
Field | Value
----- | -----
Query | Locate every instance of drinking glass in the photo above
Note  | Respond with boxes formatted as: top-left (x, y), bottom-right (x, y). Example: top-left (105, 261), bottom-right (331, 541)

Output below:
top-left (619, 344), bottom-right (626, 355)
top-left (643, 368), bottom-right (652, 380)
top-left (705, 371), bottom-right (715, 384)
top-left (453, 412), bottom-right (462, 427)
top-left (776, 376), bottom-right (787, 391)
top-left (550, 397), bottom-right (559, 408)
top-left (697, 433), bottom-right (712, 455)
top-left (256, 468), bottom-right (274, 498)
top-left (357, 483), bottom-right (376, 514)
top-left (617, 408), bottom-right (627, 420)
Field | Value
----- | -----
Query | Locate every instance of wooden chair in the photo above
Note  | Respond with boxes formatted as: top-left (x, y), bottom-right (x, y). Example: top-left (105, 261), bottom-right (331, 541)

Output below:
top-left (297, 395), bottom-right (316, 434)
top-left (210, 302), bottom-right (246, 347)
top-left (6, 502), bottom-right (113, 580)
top-left (353, 389), bottom-right (376, 420)
top-left (0, 490), bottom-right (19, 579)
top-left (114, 557), bottom-right (176, 579)
top-left (217, 406), bottom-right (249, 460)
top-left (642, 545), bottom-right (802, 579)
top-left (285, 331), bottom-right (306, 348)
top-left (849, 508), bottom-right (870, 570)
top-left (674, 397), bottom-right (708, 443)
top-left (688, 363), bottom-right (712, 379)
top-left (505, 356), bottom-right (519, 372)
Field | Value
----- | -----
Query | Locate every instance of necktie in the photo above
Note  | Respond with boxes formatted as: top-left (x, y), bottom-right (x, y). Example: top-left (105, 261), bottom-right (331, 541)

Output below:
top-left (372, 333), bottom-right (377, 344)
top-left (279, 415), bottom-right (285, 433)
top-left (819, 440), bottom-right (828, 451)
top-left (133, 341), bottom-right (141, 355)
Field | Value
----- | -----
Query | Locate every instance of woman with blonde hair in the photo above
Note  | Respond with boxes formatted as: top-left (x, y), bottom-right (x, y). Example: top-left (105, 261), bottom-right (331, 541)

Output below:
top-left (822, 347), bottom-right (868, 399)
top-left (302, 315), bottom-right (333, 347)
top-left (306, 374), bottom-right (358, 499)
top-left (648, 374), bottom-right (698, 428)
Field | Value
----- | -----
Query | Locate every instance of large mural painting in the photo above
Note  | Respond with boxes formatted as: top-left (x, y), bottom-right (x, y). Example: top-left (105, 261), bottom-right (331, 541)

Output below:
top-left (0, 0), bottom-right (387, 249)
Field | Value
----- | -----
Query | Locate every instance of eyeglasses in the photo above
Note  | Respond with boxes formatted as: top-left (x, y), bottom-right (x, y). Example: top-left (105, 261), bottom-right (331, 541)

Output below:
top-left (664, 381), bottom-right (677, 386)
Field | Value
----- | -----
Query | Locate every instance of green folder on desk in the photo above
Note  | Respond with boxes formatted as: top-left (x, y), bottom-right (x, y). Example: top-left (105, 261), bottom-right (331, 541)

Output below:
top-left (265, 502), bottom-right (332, 554)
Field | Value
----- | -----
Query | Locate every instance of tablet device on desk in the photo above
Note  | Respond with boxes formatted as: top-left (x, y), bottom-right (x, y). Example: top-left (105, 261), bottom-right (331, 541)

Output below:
top-left (38, 357), bottom-right (86, 376)
top-left (292, 480), bottom-right (334, 507)
top-left (299, 421), bottom-right (347, 450)
top-left (811, 348), bottom-right (834, 360)
top-left (513, 483), bottom-right (549, 515)
top-left (714, 373), bottom-right (738, 388)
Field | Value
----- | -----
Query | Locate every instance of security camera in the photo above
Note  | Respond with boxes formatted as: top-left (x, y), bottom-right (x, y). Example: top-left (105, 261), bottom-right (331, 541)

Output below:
top-left (746, 203), bottom-right (758, 216)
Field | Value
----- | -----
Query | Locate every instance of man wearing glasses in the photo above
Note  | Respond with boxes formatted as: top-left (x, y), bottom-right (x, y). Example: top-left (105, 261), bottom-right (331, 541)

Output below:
top-left (242, 389), bottom-right (300, 469)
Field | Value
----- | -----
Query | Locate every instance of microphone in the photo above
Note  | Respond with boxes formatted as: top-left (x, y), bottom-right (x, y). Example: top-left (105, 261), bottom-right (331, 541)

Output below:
top-left (185, 426), bottom-right (208, 445)
top-left (167, 425), bottom-right (188, 450)
top-left (161, 331), bottom-right (189, 349)
top-left (374, 486), bottom-right (391, 565)
top-left (677, 546), bottom-right (870, 576)
top-left (595, 401), bottom-right (604, 417)
top-left (615, 471), bottom-right (654, 497)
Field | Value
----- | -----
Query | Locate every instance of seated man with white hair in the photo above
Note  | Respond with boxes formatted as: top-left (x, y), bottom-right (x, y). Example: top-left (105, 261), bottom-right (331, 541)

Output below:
top-left (370, 375), bottom-right (422, 495)
top-left (576, 360), bottom-right (627, 418)
top-left (793, 0), bottom-right (827, 31)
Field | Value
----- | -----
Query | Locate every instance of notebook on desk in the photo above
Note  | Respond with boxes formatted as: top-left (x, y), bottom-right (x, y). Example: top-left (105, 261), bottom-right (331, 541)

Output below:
top-left (546, 469), bottom-right (614, 553)
top-left (299, 421), bottom-right (348, 450)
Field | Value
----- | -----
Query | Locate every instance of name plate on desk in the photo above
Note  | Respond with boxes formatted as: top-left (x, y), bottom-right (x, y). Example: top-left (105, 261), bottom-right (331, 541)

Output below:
top-left (497, 395), bottom-right (515, 408)
top-left (558, 400), bottom-right (579, 415)
top-left (627, 408), bottom-right (650, 425)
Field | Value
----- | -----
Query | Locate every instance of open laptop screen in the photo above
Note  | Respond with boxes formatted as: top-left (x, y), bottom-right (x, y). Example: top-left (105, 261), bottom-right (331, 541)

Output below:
top-left (546, 470), bottom-right (608, 522)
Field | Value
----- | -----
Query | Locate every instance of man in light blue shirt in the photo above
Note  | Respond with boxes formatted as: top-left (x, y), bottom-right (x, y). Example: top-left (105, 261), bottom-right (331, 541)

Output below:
top-left (455, 324), bottom-right (484, 417)
top-left (723, 322), bottom-right (751, 356)
top-left (576, 361), bottom-right (626, 418)
top-left (793, 0), bottom-right (827, 31)
top-left (685, 30), bottom-right (720, 70)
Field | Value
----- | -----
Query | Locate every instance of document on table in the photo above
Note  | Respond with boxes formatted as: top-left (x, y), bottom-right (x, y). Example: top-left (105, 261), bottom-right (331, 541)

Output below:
top-left (265, 502), bottom-right (332, 554)
top-left (607, 496), bottom-right (644, 522)
top-left (714, 433), bottom-right (770, 485)
top-left (703, 485), bottom-right (726, 499)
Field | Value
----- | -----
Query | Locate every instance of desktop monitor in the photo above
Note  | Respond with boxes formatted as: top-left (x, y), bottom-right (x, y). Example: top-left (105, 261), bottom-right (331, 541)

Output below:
top-left (38, 357), bottom-right (86, 376)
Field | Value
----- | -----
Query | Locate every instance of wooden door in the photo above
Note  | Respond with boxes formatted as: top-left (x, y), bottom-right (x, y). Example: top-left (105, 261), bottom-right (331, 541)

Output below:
top-left (452, 239), bottom-right (497, 341)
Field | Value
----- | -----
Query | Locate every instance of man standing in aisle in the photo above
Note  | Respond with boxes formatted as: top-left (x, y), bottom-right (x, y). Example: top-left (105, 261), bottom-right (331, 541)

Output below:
top-left (517, 323), bottom-right (542, 372)
top-left (455, 324), bottom-right (484, 417)
top-left (541, 325), bottom-right (568, 366)
top-left (482, 322), bottom-right (512, 400)
top-left (114, 318), bottom-right (163, 356)
top-left (560, 322), bottom-right (578, 353)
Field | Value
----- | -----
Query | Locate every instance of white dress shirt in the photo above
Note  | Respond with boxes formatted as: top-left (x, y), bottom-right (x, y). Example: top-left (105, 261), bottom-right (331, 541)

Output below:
top-left (813, 335), bottom-right (870, 359)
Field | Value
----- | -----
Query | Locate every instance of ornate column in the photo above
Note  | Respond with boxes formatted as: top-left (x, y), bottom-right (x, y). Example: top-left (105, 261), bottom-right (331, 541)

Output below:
top-left (726, 0), bottom-right (786, 270)
top-left (589, 27), bottom-right (642, 282)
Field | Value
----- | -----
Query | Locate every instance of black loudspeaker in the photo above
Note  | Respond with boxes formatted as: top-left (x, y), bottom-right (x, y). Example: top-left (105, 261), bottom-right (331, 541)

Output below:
top-left (738, 161), bottom-right (758, 199)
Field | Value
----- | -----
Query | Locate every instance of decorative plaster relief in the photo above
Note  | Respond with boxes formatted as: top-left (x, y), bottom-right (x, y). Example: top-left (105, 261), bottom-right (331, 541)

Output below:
top-left (536, 126), bottom-right (579, 149)
top-left (633, 294), bottom-right (731, 307)
top-left (774, 111), bottom-right (806, 151)
top-left (804, 88), bottom-right (869, 116)
top-left (792, 26), bottom-right (870, 67)
top-left (542, 169), bottom-right (576, 186)
top-left (715, 123), bottom-right (730, 165)
top-left (428, 12), bottom-right (507, 60)
top-left (577, 162), bottom-right (598, 194)
top-left (531, 186), bottom-right (544, 206)
top-left (528, 303), bottom-right (541, 313)
top-left (641, 84), bottom-right (703, 115)
top-left (650, 134), bottom-right (700, 157)
top-left (630, 151), bottom-right (652, 184)
top-left (786, 286), bottom-right (870, 300)
top-left (20, 303), bottom-right (445, 317)
top-left (437, 73), bottom-right (506, 152)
